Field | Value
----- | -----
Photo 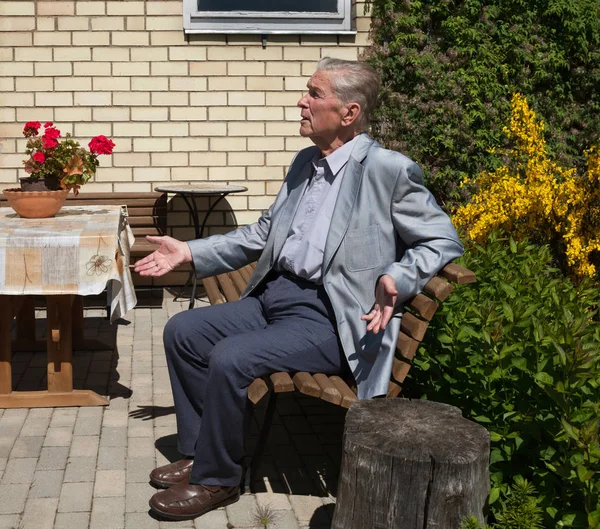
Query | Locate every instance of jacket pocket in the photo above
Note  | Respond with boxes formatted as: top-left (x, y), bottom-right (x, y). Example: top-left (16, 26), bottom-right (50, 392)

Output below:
top-left (344, 224), bottom-right (382, 271)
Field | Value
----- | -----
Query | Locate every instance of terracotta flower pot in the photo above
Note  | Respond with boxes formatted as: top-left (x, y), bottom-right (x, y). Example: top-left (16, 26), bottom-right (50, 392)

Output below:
top-left (2, 188), bottom-right (70, 218)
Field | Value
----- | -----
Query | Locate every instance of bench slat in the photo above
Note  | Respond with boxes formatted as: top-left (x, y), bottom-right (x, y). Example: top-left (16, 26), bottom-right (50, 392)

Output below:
top-left (386, 380), bottom-right (403, 398)
top-left (313, 373), bottom-right (342, 405)
top-left (329, 376), bottom-right (358, 408)
top-left (248, 378), bottom-right (269, 405)
top-left (292, 372), bottom-right (322, 398)
top-left (423, 276), bottom-right (455, 302)
top-left (396, 331), bottom-right (419, 360)
top-left (216, 274), bottom-right (240, 302)
top-left (400, 312), bottom-right (429, 342)
top-left (269, 372), bottom-right (294, 393)
top-left (439, 262), bottom-right (477, 284)
top-left (407, 293), bottom-right (439, 321)
top-left (392, 357), bottom-right (412, 384)
top-left (202, 276), bottom-right (226, 305)
top-left (239, 265), bottom-right (253, 283)
top-left (228, 270), bottom-right (247, 296)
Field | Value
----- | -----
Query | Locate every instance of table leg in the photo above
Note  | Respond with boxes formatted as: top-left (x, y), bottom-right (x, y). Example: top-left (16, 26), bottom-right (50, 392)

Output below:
top-left (47, 295), bottom-right (74, 393)
top-left (0, 296), bottom-right (13, 395)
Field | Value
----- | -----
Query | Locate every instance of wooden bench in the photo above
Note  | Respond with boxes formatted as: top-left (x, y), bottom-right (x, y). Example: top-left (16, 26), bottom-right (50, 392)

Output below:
top-left (202, 261), bottom-right (476, 484)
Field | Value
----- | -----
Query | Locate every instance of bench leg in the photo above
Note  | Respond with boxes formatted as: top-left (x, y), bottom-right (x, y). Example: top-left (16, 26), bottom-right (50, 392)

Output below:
top-left (246, 390), bottom-right (278, 492)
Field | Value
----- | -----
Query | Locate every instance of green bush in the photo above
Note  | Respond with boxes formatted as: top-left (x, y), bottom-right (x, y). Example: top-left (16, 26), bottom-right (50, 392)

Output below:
top-left (365, 0), bottom-right (600, 207)
top-left (407, 233), bottom-right (600, 528)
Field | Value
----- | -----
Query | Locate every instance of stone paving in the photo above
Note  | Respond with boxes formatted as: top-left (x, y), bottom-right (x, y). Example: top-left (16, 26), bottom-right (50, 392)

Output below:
top-left (0, 291), bottom-right (347, 529)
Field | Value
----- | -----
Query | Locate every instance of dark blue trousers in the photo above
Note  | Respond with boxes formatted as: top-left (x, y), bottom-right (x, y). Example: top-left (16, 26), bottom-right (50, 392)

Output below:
top-left (163, 272), bottom-right (347, 486)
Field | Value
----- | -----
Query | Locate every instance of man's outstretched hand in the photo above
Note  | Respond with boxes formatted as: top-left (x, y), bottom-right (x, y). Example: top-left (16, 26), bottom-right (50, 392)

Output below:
top-left (133, 235), bottom-right (192, 277)
top-left (361, 274), bottom-right (398, 334)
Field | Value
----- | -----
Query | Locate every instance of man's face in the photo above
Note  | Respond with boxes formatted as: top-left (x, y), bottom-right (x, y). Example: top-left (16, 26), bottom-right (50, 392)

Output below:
top-left (297, 71), bottom-right (346, 145)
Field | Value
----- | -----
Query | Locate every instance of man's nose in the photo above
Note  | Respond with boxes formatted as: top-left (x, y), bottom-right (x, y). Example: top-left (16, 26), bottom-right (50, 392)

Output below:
top-left (297, 94), bottom-right (308, 107)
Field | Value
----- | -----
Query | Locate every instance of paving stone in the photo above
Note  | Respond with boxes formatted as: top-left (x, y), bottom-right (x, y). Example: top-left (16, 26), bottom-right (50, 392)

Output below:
top-left (70, 435), bottom-right (100, 458)
top-left (97, 445), bottom-right (126, 470)
top-left (269, 508), bottom-right (301, 529)
top-left (0, 458), bottom-right (5, 471)
top-left (0, 514), bottom-right (20, 529)
top-left (159, 519), bottom-right (194, 528)
top-left (54, 512), bottom-right (91, 529)
top-left (125, 482), bottom-right (155, 512)
top-left (100, 427), bottom-right (128, 447)
top-left (126, 457), bottom-right (155, 483)
top-left (192, 508), bottom-right (229, 529)
top-left (50, 409), bottom-right (78, 428)
top-left (21, 497), bottom-right (58, 529)
top-left (73, 413), bottom-right (102, 436)
top-left (289, 495), bottom-right (327, 523)
top-left (126, 512), bottom-right (159, 529)
top-left (255, 491), bottom-right (293, 511)
top-left (90, 496), bottom-right (125, 529)
top-left (0, 483), bottom-right (29, 514)
top-left (94, 469), bottom-right (126, 497)
top-left (57, 481), bottom-right (94, 512)
top-left (36, 446), bottom-right (70, 470)
top-left (10, 436), bottom-right (44, 458)
top-left (29, 470), bottom-right (64, 498)
top-left (43, 427), bottom-right (73, 447)
top-left (225, 494), bottom-right (258, 527)
top-left (0, 437), bottom-right (16, 459)
top-left (103, 411), bottom-right (129, 428)
top-left (64, 456), bottom-right (97, 482)
top-left (2, 456), bottom-right (37, 483)
top-left (127, 419), bottom-right (154, 438)
top-left (127, 437), bottom-right (155, 458)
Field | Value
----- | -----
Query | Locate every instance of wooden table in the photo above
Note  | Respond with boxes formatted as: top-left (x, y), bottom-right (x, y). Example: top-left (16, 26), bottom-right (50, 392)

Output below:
top-left (154, 183), bottom-right (247, 309)
top-left (0, 205), bottom-right (137, 408)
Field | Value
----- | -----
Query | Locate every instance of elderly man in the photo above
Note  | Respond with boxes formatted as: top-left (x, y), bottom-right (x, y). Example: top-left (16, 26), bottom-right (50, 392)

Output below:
top-left (135, 57), bottom-right (463, 521)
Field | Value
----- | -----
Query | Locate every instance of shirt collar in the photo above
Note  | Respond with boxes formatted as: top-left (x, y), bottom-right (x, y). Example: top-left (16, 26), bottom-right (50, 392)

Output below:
top-left (312, 134), bottom-right (362, 178)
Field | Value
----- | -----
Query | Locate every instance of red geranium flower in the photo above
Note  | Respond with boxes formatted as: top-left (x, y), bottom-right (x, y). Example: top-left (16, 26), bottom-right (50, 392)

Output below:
top-left (23, 121), bottom-right (41, 138)
top-left (44, 121), bottom-right (53, 127)
top-left (89, 135), bottom-right (116, 155)
top-left (32, 152), bottom-right (45, 164)
top-left (41, 126), bottom-right (61, 149)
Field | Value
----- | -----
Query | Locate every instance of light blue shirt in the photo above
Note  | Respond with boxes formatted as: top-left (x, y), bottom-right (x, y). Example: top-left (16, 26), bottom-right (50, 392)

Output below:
top-left (276, 135), bottom-right (362, 283)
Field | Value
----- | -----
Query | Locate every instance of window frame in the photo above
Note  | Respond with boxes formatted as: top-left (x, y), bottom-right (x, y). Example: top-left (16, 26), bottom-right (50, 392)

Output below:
top-left (183, 0), bottom-right (355, 34)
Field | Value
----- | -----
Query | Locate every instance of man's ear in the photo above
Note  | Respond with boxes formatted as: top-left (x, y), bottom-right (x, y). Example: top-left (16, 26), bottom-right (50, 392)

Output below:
top-left (341, 102), bottom-right (361, 127)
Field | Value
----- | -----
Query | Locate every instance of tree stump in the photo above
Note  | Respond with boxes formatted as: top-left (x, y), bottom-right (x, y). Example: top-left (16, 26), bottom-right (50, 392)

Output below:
top-left (332, 399), bottom-right (490, 529)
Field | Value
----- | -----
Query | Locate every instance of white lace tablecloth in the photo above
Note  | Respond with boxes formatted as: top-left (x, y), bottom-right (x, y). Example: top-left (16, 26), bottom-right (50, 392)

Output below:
top-left (0, 205), bottom-right (137, 322)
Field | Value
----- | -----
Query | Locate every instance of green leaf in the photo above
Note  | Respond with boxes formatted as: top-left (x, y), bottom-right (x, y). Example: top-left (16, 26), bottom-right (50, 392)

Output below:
top-left (509, 237), bottom-right (517, 254)
top-left (488, 487), bottom-right (500, 504)
top-left (534, 372), bottom-right (553, 385)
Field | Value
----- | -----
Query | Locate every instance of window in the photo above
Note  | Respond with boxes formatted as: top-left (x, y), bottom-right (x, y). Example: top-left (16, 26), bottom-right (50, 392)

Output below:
top-left (183, 0), bottom-right (354, 34)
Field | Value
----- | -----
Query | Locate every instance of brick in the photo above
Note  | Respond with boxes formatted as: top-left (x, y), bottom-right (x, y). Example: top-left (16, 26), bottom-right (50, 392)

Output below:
top-left (208, 76), bottom-right (245, 91)
top-left (171, 138), bottom-right (209, 152)
top-left (35, 92), bottom-right (73, 107)
top-left (113, 153), bottom-right (150, 167)
top-left (228, 121), bottom-right (265, 136)
top-left (146, 15), bottom-right (182, 30)
top-left (107, 1), bottom-right (144, 15)
top-left (38, 1), bottom-right (74, 15)
top-left (55, 47), bottom-right (92, 61)
top-left (171, 167), bottom-right (208, 180)
top-left (34, 32), bottom-right (70, 46)
top-left (126, 16), bottom-right (145, 30)
top-left (0, 31), bottom-right (32, 46)
top-left (58, 481), bottom-right (94, 512)
top-left (169, 77), bottom-right (206, 92)
top-left (147, 1), bottom-right (182, 15)
top-left (189, 122), bottom-right (227, 136)
top-left (73, 91), bottom-right (111, 106)
top-left (73, 31), bottom-right (110, 46)
top-left (247, 136), bottom-right (285, 152)
top-left (208, 107), bottom-right (245, 121)
top-left (93, 77), bottom-right (131, 91)
top-left (131, 107), bottom-right (168, 121)
top-left (207, 46), bottom-right (244, 61)
top-left (151, 61), bottom-right (189, 76)
top-left (113, 92), bottom-right (150, 106)
top-left (73, 61), bottom-right (111, 76)
top-left (284, 76), bottom-right (310, 91)
top-left (57, 16), bottom-right (89, 31)
top-left (0, 17), bottom-right (35, 31)
top-left (77, 2), bottom-right (105, 15)
top-left (113, 123), bottom-right (150, 138)
top-left (153, 91), bottom-right (190, 106)
top-left (189, 61), bottom-right (227, 76)
top-left (91, 16), bottom-right (124, 31)
top-left (131, 47), bottom-right (168, 61)
top-left (247, 76), bottom-right (284, 91)
top-left (150, 152), bottom-right (188, 167)
top-left (96, 167), bottom-right (132, 181)
top-left (266, 61), bottom-right (302, 76)
top-left (0, 108), bottom-right (15, 121)
top-left (92, 46), bottom-right (129, 61)
top-left (228, 91), bottom-right (265, 106)
top-left (0, 2), bottom-right (35, 16)
top-left (15, 77), bottom-right (53, 92)
top-left (151, 122), bottom-right (189, 137)
top-left (190, 152), bottom-right (226, 166)
top-left (0, 61), bottom-right (33, 76)
top-left (170, 107), bottom-right (207, 121)
top-left (168, 47), bottom-right (207, 61)
top-left (209, 166), bottom-right (246, 181)
top-left (131, 77), bottom-right (168, 91)
top-left (0, 49), bottom-right (12, 61)
top-left (266, 151), bottom-right (296, 166)
top-left (266, 122), bottom-right (300, 136)
top-left (190, 92), bottom-right (227, 106)
top-left (227, 61), bottom-right (265, 76)
top-left (151, 31), bottom-right (187, 46)
top-left (132, 167), bottom-right (170, 181)
top-left (113, 62), bottom-right (149, 76)
top-left (112, 32), bottom-right (149, 46)
top-left (54, 107), bottom-right (91, 122)
top-left (54, 76), bottom-right (92, 91)
top-left (229, 152), bottom-right (264, 166)
top-left (247, 107), bottom-right (284, 121)
top-left (211, 137), bottom-right (246, 151)
top-left (133, 138), bottom-right (170, 152)
top-left (74, 123), bottom-right (112, 136)
top-left (14, 47), bottom-right (52, 61)
top-left (246, 46), bottom-right (283, 61)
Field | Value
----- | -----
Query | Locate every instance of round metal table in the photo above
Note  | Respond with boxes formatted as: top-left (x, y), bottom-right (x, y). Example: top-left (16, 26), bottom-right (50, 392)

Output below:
top-left (154, 184), bottom-right (248, 309)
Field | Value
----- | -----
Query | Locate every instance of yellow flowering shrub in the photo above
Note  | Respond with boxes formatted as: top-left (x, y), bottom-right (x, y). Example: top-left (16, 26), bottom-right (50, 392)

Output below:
top-left (454, 93), bottom-right (600, 278)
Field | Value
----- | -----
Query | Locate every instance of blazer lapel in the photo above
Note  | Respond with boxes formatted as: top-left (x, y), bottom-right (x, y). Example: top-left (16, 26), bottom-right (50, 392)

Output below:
top-left (270, 158), bottom-right (313, 263)
top-left (323, 135), bottom-right (374, 271)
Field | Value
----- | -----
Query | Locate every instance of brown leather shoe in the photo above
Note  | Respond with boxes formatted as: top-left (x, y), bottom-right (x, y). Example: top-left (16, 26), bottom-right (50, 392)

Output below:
top-left (149, 459), bottom-right (194, 489)
top-left (149, 480), bottom-right (240, 521)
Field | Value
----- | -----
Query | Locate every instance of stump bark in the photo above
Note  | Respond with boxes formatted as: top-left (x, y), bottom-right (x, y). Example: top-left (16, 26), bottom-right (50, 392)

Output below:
top-left (332, 399), bottom-right (490, 529)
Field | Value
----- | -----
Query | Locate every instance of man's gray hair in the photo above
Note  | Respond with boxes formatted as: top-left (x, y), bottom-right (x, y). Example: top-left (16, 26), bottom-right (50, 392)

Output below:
top-left (316, 57), bottom-right (380, 132)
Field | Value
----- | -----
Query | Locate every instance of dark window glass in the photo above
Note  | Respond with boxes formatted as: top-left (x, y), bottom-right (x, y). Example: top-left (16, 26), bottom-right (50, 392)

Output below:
top-left (198, 0), bottom-right (337, 12)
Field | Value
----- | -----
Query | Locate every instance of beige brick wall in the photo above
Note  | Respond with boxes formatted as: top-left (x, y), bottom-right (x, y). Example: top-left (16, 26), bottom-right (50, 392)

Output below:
top-left (0, 0), bottom-right (372, 234)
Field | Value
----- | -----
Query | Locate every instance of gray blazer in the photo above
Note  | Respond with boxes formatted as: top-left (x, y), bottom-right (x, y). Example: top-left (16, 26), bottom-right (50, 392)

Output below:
top-left (188, 134), bottom-right (463, 399)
